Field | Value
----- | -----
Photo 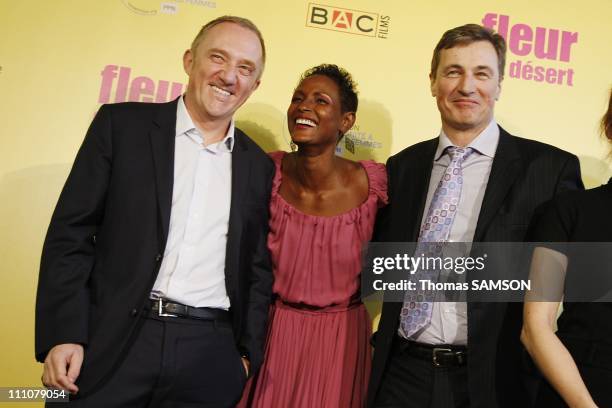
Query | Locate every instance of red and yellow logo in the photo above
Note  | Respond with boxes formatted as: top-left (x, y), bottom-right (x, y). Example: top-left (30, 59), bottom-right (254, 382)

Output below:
top-left (306, 3), bottom-right (380, 37)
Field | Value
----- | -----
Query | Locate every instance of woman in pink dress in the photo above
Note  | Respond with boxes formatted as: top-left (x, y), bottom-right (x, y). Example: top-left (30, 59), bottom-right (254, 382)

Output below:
top-left (241, 64), bottom-right (387, 407)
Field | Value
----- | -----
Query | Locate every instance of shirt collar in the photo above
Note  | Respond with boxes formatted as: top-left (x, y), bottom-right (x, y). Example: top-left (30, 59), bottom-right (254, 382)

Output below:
top-left (176, 95), bottom-right (235, 152)
top-left (434, 119), bottom-right (499, 161)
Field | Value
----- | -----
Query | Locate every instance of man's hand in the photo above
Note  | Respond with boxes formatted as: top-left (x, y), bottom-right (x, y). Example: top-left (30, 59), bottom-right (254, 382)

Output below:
top-left (42, 343), bottom-right (84, 393)
top-left (241, 357), bottom-right (250, 378)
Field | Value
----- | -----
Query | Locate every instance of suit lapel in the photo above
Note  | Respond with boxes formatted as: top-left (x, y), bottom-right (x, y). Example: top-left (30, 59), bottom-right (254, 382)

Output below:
top-left (225, 130), bottom-right (251, 285)
top-left (403, 139), bottom-right (438, 242)
top-left (149, 99), bottom-right (178, 246)
top-left (473, 126), bottom-right (522, 242)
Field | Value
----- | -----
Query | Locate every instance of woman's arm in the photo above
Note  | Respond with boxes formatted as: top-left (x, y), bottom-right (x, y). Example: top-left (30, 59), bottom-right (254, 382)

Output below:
top-left (521, 247), bottom-right (597, 408)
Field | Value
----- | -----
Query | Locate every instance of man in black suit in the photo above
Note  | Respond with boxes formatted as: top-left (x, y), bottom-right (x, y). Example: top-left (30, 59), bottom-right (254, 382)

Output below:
top-left (35, 16), bottom-right (274, 407)
top-left (368, 24), bottom-right (583, 408)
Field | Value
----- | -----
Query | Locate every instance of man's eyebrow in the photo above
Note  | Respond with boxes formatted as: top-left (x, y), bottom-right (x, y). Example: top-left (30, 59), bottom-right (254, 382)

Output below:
top-left (443, 64), bottom-right (464, 71)
top-left (208, 48), bottom-right (228, 56)
top-left (475, 65), bottom-right (494, 72)
top-left (237, 58), bottom-right (257, 68)
top-left (208, 48), bottom-right (257, 68)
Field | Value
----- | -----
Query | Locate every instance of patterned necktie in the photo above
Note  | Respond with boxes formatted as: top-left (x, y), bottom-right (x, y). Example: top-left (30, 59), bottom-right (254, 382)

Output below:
top-left (400, 146), bottom-right (475, 337)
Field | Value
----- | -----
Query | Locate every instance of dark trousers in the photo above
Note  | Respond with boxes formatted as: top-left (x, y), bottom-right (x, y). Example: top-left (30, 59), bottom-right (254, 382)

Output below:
top-left (49, 315), bottom-right (247, 408)
top-left (374, 340), bottom-right (469, 408)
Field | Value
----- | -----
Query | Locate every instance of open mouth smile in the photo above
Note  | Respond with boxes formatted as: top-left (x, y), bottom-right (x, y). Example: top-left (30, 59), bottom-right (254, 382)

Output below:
top-left (295, 118), bottom-right (317, 127)
top-left (211, 85), bottom-right (232, 97)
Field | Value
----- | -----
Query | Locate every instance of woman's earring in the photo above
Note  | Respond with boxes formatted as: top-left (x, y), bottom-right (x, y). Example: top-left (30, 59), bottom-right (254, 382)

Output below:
top-left (345, 136), bottom-right (355, 154)
top-left (290, 141), bottom-right (297, 152)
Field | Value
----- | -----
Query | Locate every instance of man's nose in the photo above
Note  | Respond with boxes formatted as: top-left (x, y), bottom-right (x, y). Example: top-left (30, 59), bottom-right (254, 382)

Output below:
top-left (457, 74), bottom-right (476, 95)
top-left (219, 65), bottom-right (238, 86)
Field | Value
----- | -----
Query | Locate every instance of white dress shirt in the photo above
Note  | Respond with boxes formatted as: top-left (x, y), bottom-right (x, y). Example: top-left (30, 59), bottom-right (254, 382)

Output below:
top-left (408, 119), bottom-right (499, 345)
top-left (151, 96), bottom-right (234, 309)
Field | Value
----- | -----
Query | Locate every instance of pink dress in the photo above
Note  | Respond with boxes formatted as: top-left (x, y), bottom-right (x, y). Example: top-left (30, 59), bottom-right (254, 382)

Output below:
top-left (243, 151), bottom-right (388, 408)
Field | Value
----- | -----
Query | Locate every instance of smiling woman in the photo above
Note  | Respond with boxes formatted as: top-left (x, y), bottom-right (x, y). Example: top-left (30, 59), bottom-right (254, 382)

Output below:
top-left (238, 65), bottom-right (388, 408)
top-left (287, 64), bottom-right (359, 151)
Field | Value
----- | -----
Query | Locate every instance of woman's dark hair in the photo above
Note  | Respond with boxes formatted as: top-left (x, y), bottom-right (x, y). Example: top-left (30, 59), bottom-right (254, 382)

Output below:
top-left (299, 64), bottom-right (358, 113)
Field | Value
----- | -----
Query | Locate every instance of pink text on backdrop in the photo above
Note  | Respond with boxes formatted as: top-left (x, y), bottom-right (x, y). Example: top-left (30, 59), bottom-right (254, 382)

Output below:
top-left (98, 65), bottom-right (186, 104)
top-left (482, 13), bottom-right (578, 86)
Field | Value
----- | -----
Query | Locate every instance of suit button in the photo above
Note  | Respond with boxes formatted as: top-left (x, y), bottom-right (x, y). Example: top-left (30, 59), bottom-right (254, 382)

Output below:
top-left (131, 308), bottom-right (138, 317)
top-left (155, 254), bottom-right (162, 262)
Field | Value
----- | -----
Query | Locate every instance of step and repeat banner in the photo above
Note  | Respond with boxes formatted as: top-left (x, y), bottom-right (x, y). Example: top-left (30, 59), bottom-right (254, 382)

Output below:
top-left (1, 0), bottom-right (610, 402)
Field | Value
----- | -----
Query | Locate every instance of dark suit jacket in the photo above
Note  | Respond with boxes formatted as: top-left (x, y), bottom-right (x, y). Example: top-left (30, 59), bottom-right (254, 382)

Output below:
top-left (35, 98), bottom-right (274, 396)
top-left (367, 126), bottom-right (583, 408)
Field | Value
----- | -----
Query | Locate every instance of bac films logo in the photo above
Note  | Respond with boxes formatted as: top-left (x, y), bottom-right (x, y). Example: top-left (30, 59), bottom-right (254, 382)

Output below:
top-left (306, 3), bottom-right (390, 39)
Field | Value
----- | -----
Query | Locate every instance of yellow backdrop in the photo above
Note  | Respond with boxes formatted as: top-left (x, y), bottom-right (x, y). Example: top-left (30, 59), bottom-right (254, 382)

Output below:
top-left (1, 1), bottom-right (610, 405)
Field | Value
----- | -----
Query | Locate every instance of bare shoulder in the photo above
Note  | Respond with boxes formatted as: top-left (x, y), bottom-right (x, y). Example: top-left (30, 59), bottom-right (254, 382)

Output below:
top-left (338, 157), bottom-right (369, 193)
top-left (280, 151), bottom-right (296, 176)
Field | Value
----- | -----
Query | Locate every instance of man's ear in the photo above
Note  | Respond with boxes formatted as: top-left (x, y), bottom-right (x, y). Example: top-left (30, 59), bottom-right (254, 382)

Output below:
top-left (183, 49), bottom-right (194, 75)
top-left (251, 78), bottom-right (261, 92)
top-left (251, 62), bottom-right (265, 91)
top-left (495, 78), bottom-right (502, 101)
top-left (430, 73), bottom-right (437, 97)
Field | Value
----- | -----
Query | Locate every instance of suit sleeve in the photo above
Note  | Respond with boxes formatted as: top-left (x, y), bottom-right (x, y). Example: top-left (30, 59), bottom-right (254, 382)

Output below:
top-left (554, 154), bottom-right (584, 194)
top-left (35, 105), bottom-right (113, 362)
top-left (526, 153), bottom-right (583, 241)
top-left (239, 161), bottom-right (275, 375)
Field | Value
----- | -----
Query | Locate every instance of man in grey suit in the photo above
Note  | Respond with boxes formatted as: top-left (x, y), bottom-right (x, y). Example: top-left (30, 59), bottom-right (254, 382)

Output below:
top-left (368, 24), bottom-right (583, 408)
